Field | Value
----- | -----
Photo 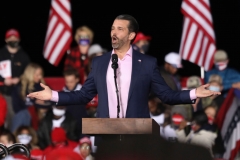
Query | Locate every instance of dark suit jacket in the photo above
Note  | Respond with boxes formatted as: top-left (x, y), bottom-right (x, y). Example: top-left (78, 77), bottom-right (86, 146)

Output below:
top-left (57, 49), bottom-right (195, 118)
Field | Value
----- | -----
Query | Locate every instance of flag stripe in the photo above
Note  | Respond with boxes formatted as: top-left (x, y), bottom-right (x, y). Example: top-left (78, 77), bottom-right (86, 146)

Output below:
top-left (179, 0), bottom-right (216, 71)
top-left (215, 88), bottom-right (240, 160)
top-left (43, 0), bottom-right (72, 66)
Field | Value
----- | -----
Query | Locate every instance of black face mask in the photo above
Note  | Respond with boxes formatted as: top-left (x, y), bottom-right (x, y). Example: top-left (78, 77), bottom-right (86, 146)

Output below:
top-left (141, 44), bottom-right (149, 53)
top-left (7, 41), bottom-right (19, 48)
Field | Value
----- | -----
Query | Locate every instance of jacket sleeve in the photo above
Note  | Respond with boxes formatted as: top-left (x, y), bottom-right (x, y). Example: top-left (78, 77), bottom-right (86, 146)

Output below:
top-left (151, 58), bottom-right (194, 105)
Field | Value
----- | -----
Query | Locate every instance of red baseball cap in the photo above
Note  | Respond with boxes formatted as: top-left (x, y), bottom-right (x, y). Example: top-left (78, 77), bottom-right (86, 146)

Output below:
top-left (79, 137), bottom-right (92, 146)
top-left (51, 127), bottom-right (67, 142)
top-left (133, 32), bottom-right (151, 44)
top-left (172, 114), bottom-right (184, 125)
top-left (5, 28), bottom-right (20, 39)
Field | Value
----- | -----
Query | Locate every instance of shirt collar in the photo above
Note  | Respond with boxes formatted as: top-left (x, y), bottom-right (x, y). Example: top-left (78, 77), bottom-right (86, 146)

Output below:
top-left (111, 46), bottom-right (133, 58)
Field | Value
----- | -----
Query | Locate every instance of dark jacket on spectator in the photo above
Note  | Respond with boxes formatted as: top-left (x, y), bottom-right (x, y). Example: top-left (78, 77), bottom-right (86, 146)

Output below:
top-left (37, 109), bottom-right (80, 150)
top-left (0, 46), bottom-right (30, 95)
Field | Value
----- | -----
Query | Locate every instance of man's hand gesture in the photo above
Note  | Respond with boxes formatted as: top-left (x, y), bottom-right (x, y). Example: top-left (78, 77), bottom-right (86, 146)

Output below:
top-left (196, 84), bottom-right (221, 98)
top-left (27, 83), bottom-right (52, 101)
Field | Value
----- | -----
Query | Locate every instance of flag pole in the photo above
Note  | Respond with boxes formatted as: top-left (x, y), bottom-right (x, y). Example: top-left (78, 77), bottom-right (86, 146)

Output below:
top-left (200, 66), bottom-right (204, 79)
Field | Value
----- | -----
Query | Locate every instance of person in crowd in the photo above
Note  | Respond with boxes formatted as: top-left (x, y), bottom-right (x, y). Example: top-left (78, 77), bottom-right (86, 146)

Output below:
top-left (14, 125), bottom-right (40, 151)
top-left (0, 28), bottom-right (30, 130)
top-left (62, 67), bottom-right (88, 136)
top-left (160, 52), bottom-right (182, 91)
top-left (37, 105), bottom-right (80, 150)
top-left (86, 43), bottom-right (106, 76)
top-left (132, 32), bottom-right (151, 54)
top-left (64, 25), bottom-right (94, 85)
top-left (0, 91), bottom-right (7, 131)
top-left (204, 49), bottom-right (240, 97)
top-left (74, 137), bottom-right (95, 160)
top-left (10, 63), bottom-right (49, 132)
top-left (27, 14), bottom-right (221, 126)
top-left (43, 127), bottom-right (78, 158)
top-left (0, 128), bottom-right (16, 147)
top-left (160, 105), bottom-right (189, 141)
top-left (202, 74), bottom-right (225, 109)
top-left (176, 110), bottom-right (217, 157)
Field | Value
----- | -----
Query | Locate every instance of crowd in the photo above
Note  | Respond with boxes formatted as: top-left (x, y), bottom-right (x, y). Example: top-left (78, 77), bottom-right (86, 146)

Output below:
top-left (0, 24), bottom-right (240, 160)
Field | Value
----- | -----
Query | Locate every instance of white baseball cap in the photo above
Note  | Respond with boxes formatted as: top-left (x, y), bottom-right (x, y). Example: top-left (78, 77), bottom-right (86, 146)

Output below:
top-left (88, 44), bottom-right (106, 57)
top-left (164, 52), bottom-right (182, 68)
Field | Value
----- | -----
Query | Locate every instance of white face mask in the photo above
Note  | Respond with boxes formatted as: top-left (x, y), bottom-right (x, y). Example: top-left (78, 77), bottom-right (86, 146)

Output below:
top-left (53, 107), bottom-right (66, 116)
top-left (17, 134), bottom-right (32, 145)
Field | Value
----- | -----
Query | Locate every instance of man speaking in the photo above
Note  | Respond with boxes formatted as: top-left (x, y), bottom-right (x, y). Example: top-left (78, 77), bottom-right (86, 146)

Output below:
top-left (27, 14), bottom-right (221, 119)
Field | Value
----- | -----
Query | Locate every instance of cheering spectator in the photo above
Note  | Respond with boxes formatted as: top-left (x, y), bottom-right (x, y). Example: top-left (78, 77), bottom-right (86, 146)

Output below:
top-left (64, 26), bottom-right (94, 85)
top-left (0, 28), bottom-right (30, 130)
top-left (37, 105), bottom-right (80, 150)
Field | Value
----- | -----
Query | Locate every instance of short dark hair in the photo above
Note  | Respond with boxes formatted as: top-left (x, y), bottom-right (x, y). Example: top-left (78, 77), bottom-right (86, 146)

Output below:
top-left (63, 67), bottom-right (79, 78)
top-left (0, 129), bottom-right (16, 143)
top-left (115, 14), bottom-right (139, 43)
top-left (192, 110), bottom-right (208, 127)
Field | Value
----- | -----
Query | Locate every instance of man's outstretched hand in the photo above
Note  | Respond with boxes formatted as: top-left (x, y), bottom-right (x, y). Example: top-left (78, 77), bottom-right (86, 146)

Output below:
top-left (196, 83), bottom-right (221, 98)
top-left (27, 83), bottom-right (52, 101)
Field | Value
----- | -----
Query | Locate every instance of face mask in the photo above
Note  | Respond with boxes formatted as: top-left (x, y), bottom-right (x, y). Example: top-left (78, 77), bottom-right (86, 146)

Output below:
top-left (17, 134), bottom-right (32, 145)
top-left (79, 39), bottom-right (90, 46)
top-left (215, 62), bottom-right (227, 70)
top-left (53, 107), bottom-right (66, 116)
top-left (7, 41), bottom-right (19, 48)
top-left (209, 85), bottom-right (220, 92)
top-left (141, 44), bottom-right (149, 53)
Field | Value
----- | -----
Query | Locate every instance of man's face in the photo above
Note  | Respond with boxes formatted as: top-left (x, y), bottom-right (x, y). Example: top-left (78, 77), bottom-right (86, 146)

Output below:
top-left (111, 19), bottom-right (133, 49)
top-left (166, 63), bottom-right (178, 75)
top-left (79, 143), bottom-right (91, 158)
top-left (64, 75), bottom-right (79, 91)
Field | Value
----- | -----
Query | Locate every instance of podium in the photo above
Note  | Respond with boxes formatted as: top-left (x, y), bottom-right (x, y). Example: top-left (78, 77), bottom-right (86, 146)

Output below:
top-left (82, 118), bottom-right (160, 145)
top-left (82, 118), bottom-right (213, 160)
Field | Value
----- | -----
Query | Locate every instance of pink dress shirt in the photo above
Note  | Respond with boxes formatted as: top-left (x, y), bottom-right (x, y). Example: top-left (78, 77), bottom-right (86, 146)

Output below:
top-left (106, 47), bottom-right (132, 118)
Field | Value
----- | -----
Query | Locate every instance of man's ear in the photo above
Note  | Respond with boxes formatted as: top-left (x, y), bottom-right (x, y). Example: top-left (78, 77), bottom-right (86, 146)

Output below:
top-left (129, 32), bottom-right (136, 41)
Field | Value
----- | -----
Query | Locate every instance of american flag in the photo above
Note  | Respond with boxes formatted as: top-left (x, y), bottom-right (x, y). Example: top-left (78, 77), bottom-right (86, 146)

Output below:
top-left (43, 0), bottom-right (72, 66)
top-left (179, 0), bottom-right (216, 71)
top-left (215, 88), bottom-right (240, 160)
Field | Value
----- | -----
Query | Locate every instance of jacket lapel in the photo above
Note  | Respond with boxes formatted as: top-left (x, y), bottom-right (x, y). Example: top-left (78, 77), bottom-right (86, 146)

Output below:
top-left (128, 50), bottom-right (142, 101)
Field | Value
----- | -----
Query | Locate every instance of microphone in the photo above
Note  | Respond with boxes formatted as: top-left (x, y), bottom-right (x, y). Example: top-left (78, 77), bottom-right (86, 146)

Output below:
top-left (111, 54), bottom-right (120, 118)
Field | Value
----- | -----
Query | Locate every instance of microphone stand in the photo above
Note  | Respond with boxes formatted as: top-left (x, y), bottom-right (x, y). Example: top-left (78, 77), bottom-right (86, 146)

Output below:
top-left (112, 62), bottom-right (120, 118)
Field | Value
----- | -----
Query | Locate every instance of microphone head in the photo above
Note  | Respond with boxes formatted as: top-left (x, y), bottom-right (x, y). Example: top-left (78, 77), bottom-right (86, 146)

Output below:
top-left (112, 54), bottom-right (118, 63)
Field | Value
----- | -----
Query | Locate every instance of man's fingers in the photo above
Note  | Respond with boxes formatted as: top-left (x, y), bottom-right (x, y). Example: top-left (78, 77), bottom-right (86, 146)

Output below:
top-left (27, 92), bottom-right (39, 98)
top-left (40, 83), bottom-right (47, 89)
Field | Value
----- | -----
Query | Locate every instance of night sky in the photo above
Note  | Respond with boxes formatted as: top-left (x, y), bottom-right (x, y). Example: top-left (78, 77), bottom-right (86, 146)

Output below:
top-left (1, 0), bottom-right (240, 78)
